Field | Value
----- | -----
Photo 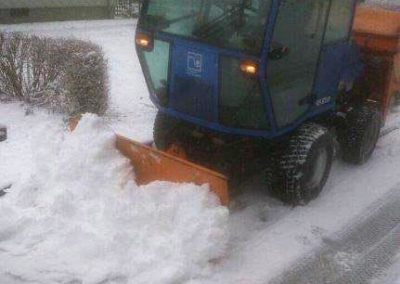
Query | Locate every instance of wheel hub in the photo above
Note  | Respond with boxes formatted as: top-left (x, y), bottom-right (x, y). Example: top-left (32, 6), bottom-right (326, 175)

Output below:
top-left (306, 147), bottom-right (328, 189)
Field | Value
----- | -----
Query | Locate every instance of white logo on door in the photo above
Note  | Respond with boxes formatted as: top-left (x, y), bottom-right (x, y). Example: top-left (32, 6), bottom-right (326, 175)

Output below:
top-left (187, 52), bottom-right (203, 75)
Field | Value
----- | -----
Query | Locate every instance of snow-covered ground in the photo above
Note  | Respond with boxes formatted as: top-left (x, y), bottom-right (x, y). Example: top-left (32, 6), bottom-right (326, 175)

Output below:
top-left (1, 14), bottom-right (400, 284)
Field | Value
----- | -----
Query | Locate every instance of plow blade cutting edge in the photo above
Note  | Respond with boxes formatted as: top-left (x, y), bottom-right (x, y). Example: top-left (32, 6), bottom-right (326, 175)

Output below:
top-left (116, 136), bottom-right (229, 206)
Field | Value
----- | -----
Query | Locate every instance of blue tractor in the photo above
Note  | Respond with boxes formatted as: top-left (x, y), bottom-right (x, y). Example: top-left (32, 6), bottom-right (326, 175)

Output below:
top-left (135, 0), bottom-right (381, 205)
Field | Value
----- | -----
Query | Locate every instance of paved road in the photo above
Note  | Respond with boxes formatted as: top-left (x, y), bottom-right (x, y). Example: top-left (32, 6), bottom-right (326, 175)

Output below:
top-left (270, 186), bottom-right (400, 284)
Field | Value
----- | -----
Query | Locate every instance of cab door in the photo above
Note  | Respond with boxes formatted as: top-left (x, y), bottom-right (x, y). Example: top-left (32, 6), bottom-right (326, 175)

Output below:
top-left (313, 0), bottom-right (360, 102)
top-left (266, 0), bottom-right (330, 128)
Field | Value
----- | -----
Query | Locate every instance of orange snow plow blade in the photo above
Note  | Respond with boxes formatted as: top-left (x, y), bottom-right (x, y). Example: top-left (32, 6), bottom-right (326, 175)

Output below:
top-left (69, 118), bottom-right (229, 206)
top-left (116, 135), bottom-right (229, 206)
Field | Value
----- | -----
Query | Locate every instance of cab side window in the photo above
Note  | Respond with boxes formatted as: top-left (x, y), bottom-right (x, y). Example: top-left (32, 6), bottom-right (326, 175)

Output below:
top-left (267, 0), bottom-right (329, 127)
top-left (324, 0), bottom-right (354, 43)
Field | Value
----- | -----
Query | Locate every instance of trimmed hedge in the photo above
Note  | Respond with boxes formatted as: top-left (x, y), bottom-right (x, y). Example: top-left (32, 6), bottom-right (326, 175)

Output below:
top-left (0, 33), bottom-right (108, 116)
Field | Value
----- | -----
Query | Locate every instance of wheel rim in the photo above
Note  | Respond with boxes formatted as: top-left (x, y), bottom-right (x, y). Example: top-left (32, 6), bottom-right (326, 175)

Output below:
top-left (306, 147), bottom-right (328, 190)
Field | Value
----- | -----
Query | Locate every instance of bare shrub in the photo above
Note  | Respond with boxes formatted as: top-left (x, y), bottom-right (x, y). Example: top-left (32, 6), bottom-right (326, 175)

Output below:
top-left (63, 40), bottom-right (108, 116)
top-left (0, 33), bottom-right (108, 116)
top-left (0, 33), bottom-right (31, 102)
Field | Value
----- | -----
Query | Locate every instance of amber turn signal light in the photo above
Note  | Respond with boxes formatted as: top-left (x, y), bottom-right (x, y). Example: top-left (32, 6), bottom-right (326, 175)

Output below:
top-left (135, 33), bottom-right (153, 51)
top-left (240, 60), bottom-right (258, 75)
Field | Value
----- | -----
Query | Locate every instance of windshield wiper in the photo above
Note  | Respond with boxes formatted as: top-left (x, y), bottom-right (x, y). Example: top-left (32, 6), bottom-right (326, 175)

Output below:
top-left (141, 12), bottom-right (198, 30)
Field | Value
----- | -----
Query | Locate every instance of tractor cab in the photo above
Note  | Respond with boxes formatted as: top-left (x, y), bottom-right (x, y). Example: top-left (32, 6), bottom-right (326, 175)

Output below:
top-left (136, 0), bottom-right (360, 138)
top-left (135, 0), bottom-right (387, 206)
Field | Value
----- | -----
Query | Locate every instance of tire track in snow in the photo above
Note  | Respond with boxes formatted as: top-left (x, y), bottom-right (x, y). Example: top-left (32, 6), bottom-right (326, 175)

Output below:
top-left (270, 186), bottom-right (400, 284)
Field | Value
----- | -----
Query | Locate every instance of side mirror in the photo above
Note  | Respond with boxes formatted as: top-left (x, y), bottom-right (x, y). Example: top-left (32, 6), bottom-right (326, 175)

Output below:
top-left (268, 42), bottom-right (289, 60)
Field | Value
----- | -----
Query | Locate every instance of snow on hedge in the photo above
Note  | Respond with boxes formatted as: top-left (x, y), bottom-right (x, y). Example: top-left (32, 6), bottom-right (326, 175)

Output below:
top-left (0, 33), bottom-right (108, 116)
top-left (0, 113), bottom-right (228, 284)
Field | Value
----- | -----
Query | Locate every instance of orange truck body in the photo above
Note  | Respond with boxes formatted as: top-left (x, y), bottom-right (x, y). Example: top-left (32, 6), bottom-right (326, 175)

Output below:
top-left (352, 4), bottom-right (400, 119)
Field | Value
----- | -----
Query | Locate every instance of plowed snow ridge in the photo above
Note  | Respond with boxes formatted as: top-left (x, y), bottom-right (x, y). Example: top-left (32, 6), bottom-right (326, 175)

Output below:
top-left (0, 113), bottom-right (228, 284)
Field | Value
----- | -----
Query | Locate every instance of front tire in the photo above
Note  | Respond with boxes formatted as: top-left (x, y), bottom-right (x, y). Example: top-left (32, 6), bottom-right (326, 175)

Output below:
top-left (266, 123), bottom-right (334, 206)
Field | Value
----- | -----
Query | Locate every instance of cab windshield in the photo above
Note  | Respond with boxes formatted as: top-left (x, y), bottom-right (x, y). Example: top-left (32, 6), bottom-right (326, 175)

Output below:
top-left (140, 0), bottom-right (272, 55)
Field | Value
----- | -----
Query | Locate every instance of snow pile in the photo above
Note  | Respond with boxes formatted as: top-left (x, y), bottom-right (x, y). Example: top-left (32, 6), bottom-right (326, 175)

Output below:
top-left (0, 114), bottom-right (228, 284)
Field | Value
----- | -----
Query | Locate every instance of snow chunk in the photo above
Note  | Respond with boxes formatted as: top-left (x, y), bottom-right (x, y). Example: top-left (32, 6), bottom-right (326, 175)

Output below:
top-left (0, 114), bottom-right (228, 284)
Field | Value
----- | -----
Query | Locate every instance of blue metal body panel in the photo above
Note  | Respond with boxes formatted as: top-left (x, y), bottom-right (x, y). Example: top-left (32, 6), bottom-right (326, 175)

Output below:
top-left (314, 41), bottom-right (363, 99)
top-left (168, 39), bottom-right (219, 122)
top-left (137, 0), bottom-right (362, 139)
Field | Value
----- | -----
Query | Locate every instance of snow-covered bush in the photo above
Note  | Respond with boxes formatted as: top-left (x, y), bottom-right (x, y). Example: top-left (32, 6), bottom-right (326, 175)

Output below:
top-left (0, 33), bottom-right (108, 116)
top-left (62, 39), bottom-right (108, 116)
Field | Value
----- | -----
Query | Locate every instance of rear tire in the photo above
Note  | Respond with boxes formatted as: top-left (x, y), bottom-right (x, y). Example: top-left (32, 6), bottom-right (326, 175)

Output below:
top-left (339, 105), bottom-right (381, 164)
top-left (265, 123), bottom-right (334, 206)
